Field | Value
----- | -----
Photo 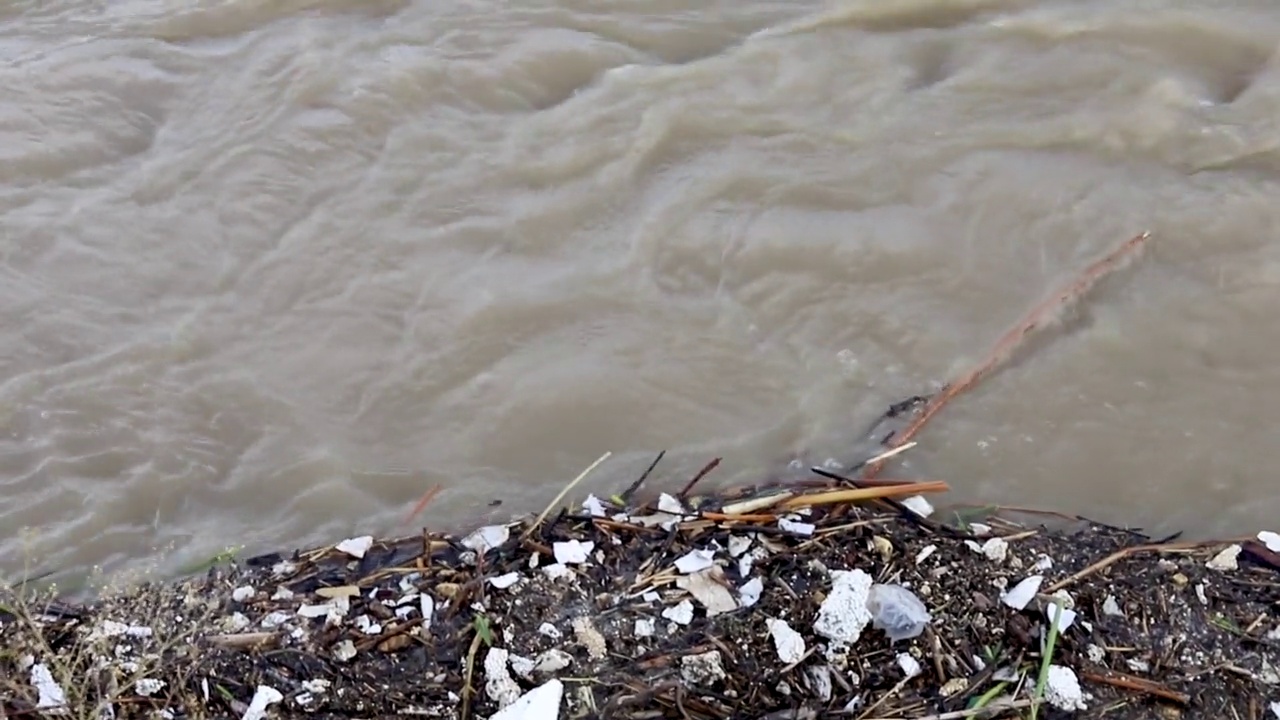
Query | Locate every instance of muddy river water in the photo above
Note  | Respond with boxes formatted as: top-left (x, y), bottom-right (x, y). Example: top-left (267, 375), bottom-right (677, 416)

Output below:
top-left (4, 0), bottom-right (1280, 581)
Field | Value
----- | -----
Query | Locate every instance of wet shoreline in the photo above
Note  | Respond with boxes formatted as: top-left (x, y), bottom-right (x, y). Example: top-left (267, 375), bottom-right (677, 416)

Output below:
top-left (4, 476), bottom-right (1278, 719)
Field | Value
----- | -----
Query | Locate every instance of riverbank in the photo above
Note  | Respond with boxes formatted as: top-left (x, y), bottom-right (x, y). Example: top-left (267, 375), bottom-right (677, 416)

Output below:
top-left (4, 472), bottom-right (1279, 720)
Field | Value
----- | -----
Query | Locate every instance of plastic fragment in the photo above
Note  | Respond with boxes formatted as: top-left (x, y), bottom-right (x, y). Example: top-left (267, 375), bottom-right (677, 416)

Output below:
top-left (867, 583), bottom-right (932, 642)
top-left (335, 535), bottom-right (374, 559)
top-left (1001, 575), bottom-right (1043, 610)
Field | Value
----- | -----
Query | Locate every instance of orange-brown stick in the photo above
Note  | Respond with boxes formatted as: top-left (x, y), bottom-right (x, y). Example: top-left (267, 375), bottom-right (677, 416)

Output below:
top-left (865, 231), bottom-right (1150, 478)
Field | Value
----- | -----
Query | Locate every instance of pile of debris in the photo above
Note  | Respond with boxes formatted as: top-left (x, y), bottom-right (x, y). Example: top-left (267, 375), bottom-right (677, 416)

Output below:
top-left (4, 477), bottom-right (1280, 719)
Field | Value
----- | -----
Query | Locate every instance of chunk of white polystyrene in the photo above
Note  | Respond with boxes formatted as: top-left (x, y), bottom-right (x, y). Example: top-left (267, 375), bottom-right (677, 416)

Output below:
top-left (813, 570), bottom-right (873, 647)
top-left (767, 619), bottom-right (806, 664)
top-left (553, 540), bottom-right (593, 565)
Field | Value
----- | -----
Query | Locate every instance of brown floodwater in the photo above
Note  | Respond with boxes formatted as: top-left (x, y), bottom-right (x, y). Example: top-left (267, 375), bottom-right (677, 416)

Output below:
top-left (4, 0), bottom-right (1280, 582)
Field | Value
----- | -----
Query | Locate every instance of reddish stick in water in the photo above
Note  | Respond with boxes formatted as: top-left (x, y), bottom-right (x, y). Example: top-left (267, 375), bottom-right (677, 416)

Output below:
top-left (865, 231), bottom-right (1152, 479)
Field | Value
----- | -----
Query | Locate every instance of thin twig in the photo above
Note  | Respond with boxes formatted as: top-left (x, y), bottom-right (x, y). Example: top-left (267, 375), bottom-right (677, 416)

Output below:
top-left (523, 451), bottom-right (612, 540)
top-left (1080, 670), bottom-right (1190, 705)
top-left (623, 450), bottom-right (665, 501)
top-left (678, 457), bottom-right (721, 499)
top-left (779, 482), bottom-right (949, 511)
top-left (861, 698), bottom-right (1033, 720)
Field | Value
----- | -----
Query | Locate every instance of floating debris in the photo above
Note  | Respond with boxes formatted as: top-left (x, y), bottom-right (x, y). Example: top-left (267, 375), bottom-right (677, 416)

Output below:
top-left (462, 525), bottom-right (510, 554)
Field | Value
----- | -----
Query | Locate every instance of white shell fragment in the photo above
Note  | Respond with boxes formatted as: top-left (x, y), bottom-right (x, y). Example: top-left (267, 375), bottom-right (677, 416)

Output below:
top-left (241, 685), bottom-right (284, 720)
top-left (663, 599), bottom-right (695, 625)
top-left (1001, 575), bottom-right (1043, 610)
top-left (657, 493), bottom-right (686, 515)
top-left (676, 569), bottom-right (738, 616)
top-left (728, 535), bottom-right (753, 557)
top-left (489, 679), bottom-right (563, 720)
top-left (674, 548), bottom-right (716, 574)
top-left (421, 595), bottom-right (435, 629)
top-left (582, 494), bottom-right (607, 517)
top-left (900, 495), bottom-right (934, 518)
top-left (767, 619), bottom-right (806, 664)
top-left (897, 653), bottom-right (922, 679)
top-left (778, 517), bottom-right (816, 536)
top-left (30, 663), bottom-right (66, 711)
top-left (1045, 665), bottom-right (1088, 711)
top-left (489, 572), bottom-right (521, 590)
top-left (739, 577), bottom-right (764, 608)
top-left (1045, 602), bottom-right (1077, 634)
top-left (553, 540), bottom-right (594, 565)
top-left (915, 544), bottom-right (937, 565)
top-left (1207, 544), bottom-right (1242, 571)
top-left (814, 569), bottom-right (873, 647)
top-left (462, 525), bottom-right (510, 554)
top-left (335, 535), bottom-right (374, 559)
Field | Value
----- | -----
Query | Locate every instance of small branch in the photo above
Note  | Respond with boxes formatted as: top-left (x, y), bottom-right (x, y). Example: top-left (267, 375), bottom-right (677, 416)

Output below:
top-left (678, 457), bottom-right (721, 499)
top-left (622, 450), bottom-right (665, 502)
top-left (1081, 670), bottom-right (1190, 705)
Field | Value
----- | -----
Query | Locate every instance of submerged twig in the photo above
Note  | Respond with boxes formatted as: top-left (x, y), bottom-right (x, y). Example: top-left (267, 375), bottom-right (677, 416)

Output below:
top-left (623, 450), bottom-right (666, 502)
top-left (523, 451), bottom-right (612, 540)
top-left (678, 457), bottom-right (722, 499)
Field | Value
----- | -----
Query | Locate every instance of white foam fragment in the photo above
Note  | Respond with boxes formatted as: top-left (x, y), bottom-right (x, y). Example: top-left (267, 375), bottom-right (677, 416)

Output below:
top-left (538, 622), bottom-right (562, 639)
top-left (674, 548), bottom-right (716, 574)
top-left (980, 537), bottom-right (1008, 563)
top-left (354, 614), bottom-right (382, 635)
top-left (489, 678), bottom-right (563, 720)
top-left (462, 525), bottom-right (509, 554)
top-left (135, 678), bottom-right (165, 697)
top-left (31, 663), bottom-right (67, 712)
top-left (1260, 531), bottom-right (1280, 553)
top-left (728, 535), bottom-right (753, 557)
top-left (634, 618), bottom-right (655, 637)
top-left (509, 654), bottom-right (536, 680)
top-left (739, 577), bottom-right (764, 608)
top-left (657, 493), bottom-right (685, 515)
top-left (1045, 665), bottom-right (1088, 711)
top-left (813, 569), bottom-right (873, 647)
top-left (232, 586), bottom-right (255, 602)
top-left (808, 665), bottom-right (833, 701)
top-left (778, 517), bottom-right (815, 536)
top-left (1001, 575), bottom-right (1043, 610)
top-left (662, 599), bottom-right (695, 625)
top-left (335, 535), bottom-right (374, 559)
top-left (582, 494), bottom-right (607, 517)
top-left (1035, 554), bottom-right (1054, 571)
top-left (915, 544), bottom-right (937, 565)
top-left (642, 591), bottom-right (661, 603)
top-left (900, 495), bottom-right (934, 518)
top-left (767, 619), bottom-right (806, 664)
top-left (489, 572), bottom-right (521, 590)
top-left (240, 685), bottom-right (283, 720)
top-left (676, 569), bottom-right (738, 616)
top-left (553, 540), bottom-right (594, 565)
top-left (1045, 603), bottom-right (1077, 634)
top-left (92, 620), bottom-right (154, 640)
top-left (681, 650), bottom-right (726, 685)
top-left (1102, 595), bottom-right (1123, 616)
top-left (484, 649), bottom-right (523, 709)
top-left (897, 653), bottom-right (922, 679)
top-left (271, 586), bottom-right (293, 600)
top-left (1207, 544), bottom-right (1242, 571)
top-left (969, 523), bottom-right (992, 537)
